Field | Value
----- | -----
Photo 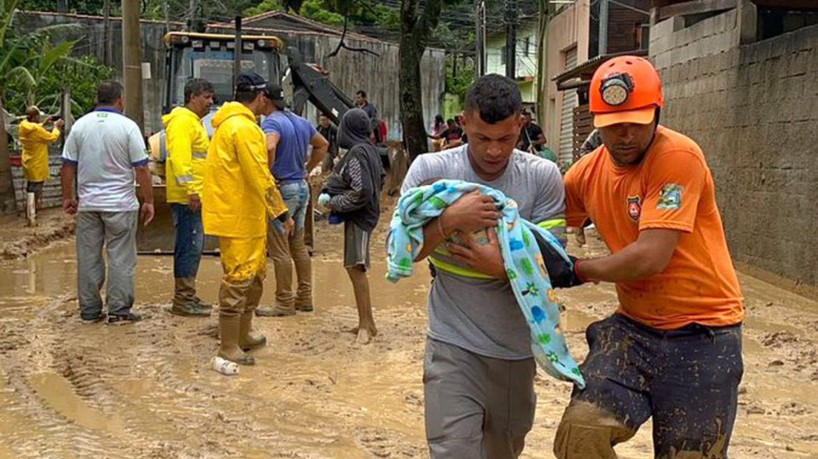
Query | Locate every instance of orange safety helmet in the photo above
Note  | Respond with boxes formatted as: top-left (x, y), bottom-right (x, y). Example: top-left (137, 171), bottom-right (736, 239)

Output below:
top-left (589, 55), bottom-right (664, 128)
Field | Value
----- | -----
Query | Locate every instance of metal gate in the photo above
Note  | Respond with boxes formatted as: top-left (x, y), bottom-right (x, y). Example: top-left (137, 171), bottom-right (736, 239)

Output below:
top-left (559, 47), bottom-right (578, 165)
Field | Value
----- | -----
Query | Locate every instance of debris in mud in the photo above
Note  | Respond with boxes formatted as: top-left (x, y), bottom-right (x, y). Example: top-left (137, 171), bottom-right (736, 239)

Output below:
top-left (768, 360), bottom-right (785, 367)
top-left (761, 331), bottom-right (799, 348)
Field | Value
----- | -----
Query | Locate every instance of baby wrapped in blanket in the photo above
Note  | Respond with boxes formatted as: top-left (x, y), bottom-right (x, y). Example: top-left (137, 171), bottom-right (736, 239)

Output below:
top-left (387, 179), bottom-right (586, 388)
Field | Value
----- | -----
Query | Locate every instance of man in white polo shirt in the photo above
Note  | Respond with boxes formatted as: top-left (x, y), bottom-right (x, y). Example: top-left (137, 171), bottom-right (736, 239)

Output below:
top-left (61, 81), bottom-right (155, 325)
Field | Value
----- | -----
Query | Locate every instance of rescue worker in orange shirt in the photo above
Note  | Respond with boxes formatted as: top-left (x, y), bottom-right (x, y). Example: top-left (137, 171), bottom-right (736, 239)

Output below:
top-left (554, 56), bottom-right (744, 458)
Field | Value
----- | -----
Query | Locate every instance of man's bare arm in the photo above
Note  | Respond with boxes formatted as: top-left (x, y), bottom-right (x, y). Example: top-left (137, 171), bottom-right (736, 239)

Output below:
top-left (60, 163), bottom-right (77, 214)
top-left (306, 132), bottom-right (329, 172)
top-left (577, 229), bottom-right (681, 283)
top-left (266, 132), bottom-right (281, 168)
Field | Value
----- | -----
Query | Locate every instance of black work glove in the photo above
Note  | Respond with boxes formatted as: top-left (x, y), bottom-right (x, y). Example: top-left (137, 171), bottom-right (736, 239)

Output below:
top-left (532, 230), bottom-right (585, 288)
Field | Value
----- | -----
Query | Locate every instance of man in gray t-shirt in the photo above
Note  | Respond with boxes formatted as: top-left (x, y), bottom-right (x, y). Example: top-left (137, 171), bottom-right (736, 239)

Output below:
top-left (61, 81), bottom-right (155, 325)
top-left (401, 75), bottom-right (566, 459)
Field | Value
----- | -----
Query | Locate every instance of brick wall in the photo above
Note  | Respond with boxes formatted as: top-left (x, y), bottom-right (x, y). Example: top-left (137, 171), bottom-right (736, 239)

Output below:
top-left (650, 11), bottom-right (818, 290)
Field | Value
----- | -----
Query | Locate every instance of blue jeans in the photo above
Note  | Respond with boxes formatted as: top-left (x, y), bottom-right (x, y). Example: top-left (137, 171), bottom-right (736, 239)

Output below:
top-left (171, 203), bottom-right (204, 279)
top-left (272, 180), bottom-right (310, 233)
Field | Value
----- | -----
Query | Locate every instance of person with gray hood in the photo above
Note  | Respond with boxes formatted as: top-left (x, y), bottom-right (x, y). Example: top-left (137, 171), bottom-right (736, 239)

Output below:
top-left (318, 108), bottom-right (385, 345)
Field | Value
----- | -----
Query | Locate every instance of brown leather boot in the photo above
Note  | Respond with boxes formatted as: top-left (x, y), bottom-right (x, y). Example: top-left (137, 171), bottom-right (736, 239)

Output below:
top-left (171, 277), bottom-right (211, 317)
top-left (291, 229), bottom-right (313, 312)
top-left (240, 276), bottom-right (267, 351)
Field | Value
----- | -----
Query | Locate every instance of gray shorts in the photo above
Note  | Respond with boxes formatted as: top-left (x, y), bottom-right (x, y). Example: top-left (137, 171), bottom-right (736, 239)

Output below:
top-left (26, 181), bottom-right (44, 193)
top-left (343, 222), bottom-right (371, 269)
top-left (424, 338), bottom-right (537, 459)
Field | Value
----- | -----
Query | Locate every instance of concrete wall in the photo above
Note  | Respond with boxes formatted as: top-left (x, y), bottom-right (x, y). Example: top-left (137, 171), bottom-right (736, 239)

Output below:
top-left (650, 11), bottom-right (818, 289)
top-left (544, 0), bottom-right (591, 157)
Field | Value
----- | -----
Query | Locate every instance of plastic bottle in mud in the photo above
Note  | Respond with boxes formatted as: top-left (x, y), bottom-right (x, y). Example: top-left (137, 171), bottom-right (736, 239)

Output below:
top-left (211, 356), bottom-right (239, 376)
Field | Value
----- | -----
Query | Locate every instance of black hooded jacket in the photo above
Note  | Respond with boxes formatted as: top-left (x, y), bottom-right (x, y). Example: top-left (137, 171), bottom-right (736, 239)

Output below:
top-left (324, 109), bottom-right (385, 232)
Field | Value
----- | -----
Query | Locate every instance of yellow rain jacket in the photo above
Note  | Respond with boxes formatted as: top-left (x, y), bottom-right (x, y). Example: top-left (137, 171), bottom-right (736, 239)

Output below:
top-left (163, 107), bottom-right (209, 204)
top-left (19, 120), bottom-right (60, 182)
top-left (203, 102), bottom-right (287, 239)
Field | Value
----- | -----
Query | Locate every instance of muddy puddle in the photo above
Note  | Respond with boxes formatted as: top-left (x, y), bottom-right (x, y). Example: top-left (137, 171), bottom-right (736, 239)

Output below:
top-left (0, 223), bottom-right (816, 458)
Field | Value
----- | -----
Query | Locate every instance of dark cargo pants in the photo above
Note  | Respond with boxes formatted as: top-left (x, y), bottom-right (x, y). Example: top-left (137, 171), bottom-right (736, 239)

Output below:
top-left (554, 314), bottom-right (743, 459)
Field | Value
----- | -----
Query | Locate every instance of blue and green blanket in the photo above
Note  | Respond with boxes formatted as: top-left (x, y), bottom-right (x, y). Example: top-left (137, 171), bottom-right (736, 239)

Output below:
top-left (386, 179), bottom-right (585, 388)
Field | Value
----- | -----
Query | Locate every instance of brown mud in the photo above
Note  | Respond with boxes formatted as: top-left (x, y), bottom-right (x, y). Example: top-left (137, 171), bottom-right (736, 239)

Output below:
top-left (0, 210), bottom-right (816, 458)
top-left (0, 209), bottom-right (75, 260)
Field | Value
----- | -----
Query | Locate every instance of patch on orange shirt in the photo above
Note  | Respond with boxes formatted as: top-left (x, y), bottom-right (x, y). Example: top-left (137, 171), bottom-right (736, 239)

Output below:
top-left (627, 196), bottom-right (642, 222)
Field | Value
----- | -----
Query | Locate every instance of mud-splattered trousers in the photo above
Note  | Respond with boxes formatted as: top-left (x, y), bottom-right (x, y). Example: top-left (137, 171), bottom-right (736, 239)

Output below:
top-left (554, 314), bottom-right (743, 459)
top-left (218, 236), bottom-right (267, 316)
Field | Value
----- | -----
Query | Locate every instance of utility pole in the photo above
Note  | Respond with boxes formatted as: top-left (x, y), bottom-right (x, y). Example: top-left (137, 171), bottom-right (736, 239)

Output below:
top-left (122, 0), bottom-right (144, 130)
top-left (599, 0), bottom-right (609, 55)
top-left (475, 0), bottom-right (486, 76)
top-left (103, 0), bottom-right (111, 66)
top-left (233, 16), bottom-right (243, 89)
top-left (505, 0), bottom-right (517, 80)
top-left (163, 0), bottom-right (170, 33)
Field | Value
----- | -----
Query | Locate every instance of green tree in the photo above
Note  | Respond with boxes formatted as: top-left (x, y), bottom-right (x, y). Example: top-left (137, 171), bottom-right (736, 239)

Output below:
top-left (244, 0), bottom-right (282, 17)
top-left (18, 0), bottom-right (105, 14)
top-left (446, 55), bottom-right (475, 103)
top-left (1, 0), bottom-right (30, 213)
top-left (6, 55), bottom-right (114, 117)
top-left (399, 0), bottom-right (443, 161)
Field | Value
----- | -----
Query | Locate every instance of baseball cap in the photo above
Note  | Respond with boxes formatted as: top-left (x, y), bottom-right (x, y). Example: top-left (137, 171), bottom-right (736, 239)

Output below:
top-left (235, 71), bottom-right (267, 91)
top-left (265, 82), bottom-right (286, 109)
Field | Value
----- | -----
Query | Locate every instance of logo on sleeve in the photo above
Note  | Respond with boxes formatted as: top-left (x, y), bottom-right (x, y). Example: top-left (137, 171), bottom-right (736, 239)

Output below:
top-left (657, 184), bottom-right (684, 210)
top-left (627, 196), bottom-right (642, 222)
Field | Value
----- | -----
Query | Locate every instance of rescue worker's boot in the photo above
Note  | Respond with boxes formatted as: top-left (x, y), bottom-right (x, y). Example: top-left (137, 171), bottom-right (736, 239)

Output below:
top-left (26, 192), bottom-right (37, 227)
top-left (291, 230), bottom-right (313, 312)
top-left (256, 227), bottom-right (296, 317)
top-left (217, 279), bottom-right (255, 365)
top-left (239, 275), bottom-right (267, 352)
top-left (170, 277), bottom-right (211, 317)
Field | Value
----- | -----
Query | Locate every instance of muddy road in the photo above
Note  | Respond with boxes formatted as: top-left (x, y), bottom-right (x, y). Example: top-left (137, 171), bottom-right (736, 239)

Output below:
top-left (0, 215), bottom-right (816, 458)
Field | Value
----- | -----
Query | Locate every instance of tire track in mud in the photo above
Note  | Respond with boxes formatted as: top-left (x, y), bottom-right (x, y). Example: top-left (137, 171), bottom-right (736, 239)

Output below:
top-left (0, 297), bottom-right (134, 458)
top-left (0, 297), bottom-right (240, 457)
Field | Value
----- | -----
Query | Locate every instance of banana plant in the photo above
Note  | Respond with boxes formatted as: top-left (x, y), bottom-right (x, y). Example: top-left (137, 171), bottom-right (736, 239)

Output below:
top-left (0, 0), bottom-right (82, 214)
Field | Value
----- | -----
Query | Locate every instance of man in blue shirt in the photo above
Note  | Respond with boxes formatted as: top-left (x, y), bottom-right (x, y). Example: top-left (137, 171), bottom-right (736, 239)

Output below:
top-left (257, 83), bottom-right (329, 317)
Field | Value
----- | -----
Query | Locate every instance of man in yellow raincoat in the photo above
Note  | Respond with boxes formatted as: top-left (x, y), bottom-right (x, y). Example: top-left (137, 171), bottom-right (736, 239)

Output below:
top-left (19, 106), bottom-right (63, 224)
top-left (164, 78), bottom-right (215, 317)
top-left (203, 71), bottom-right (292, 366)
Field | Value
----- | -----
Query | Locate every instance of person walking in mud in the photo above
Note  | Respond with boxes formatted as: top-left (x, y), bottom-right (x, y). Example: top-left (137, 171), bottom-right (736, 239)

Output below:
top-left (256, 83), bottom-right (328, 317)
top-left (164, 78), bottom-right (215, 317)
top-left (20, 106), bottom-right (63, 225)
top-left (60, 81), bottom-right (155, 324)
top-left (554, 56), bottom-right (744, 458)
top-left (202, 72), bottom-right (291, 365)
top-left (318, 108), bottom-right (384, 345)
top-left (401, 74), bottom-right (567, 458)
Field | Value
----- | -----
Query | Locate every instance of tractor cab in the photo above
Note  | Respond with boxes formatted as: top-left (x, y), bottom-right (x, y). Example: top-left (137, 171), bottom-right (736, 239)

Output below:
top-left (164, 31), bottom-right (284, 117)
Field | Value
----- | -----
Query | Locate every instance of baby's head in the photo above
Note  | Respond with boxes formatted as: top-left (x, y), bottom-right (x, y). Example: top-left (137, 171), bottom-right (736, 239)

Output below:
top-left (419, 177), bottom-right (444, 187)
